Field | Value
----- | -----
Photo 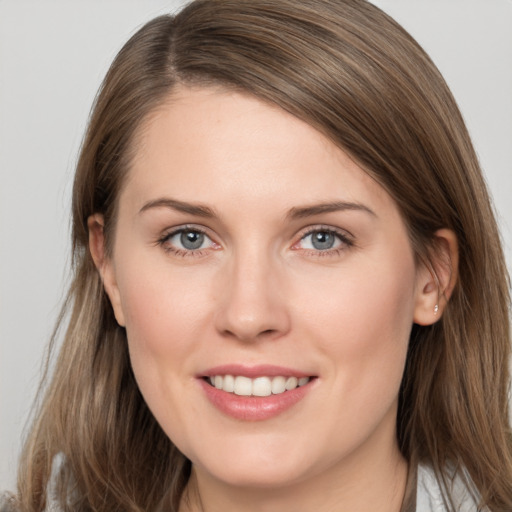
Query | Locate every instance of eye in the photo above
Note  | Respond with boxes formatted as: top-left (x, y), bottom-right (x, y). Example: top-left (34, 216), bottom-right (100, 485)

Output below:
top-left (174, 230), bottom-right (208, 250)
top-left (302, 231), bottom-right (340, 250)
top-left (293, 227), bottom-right (352, 253)
top-left (158, 227), bottom-right (219, 255)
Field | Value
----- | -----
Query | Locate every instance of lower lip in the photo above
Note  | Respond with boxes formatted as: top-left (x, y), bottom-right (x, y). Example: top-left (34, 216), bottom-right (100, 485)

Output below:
top-left (199, 379), bottom-right (313, 421)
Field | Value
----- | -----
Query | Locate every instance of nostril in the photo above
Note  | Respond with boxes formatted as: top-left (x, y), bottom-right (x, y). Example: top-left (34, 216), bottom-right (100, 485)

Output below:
top-left (213, 293), bottom-right (291, 342)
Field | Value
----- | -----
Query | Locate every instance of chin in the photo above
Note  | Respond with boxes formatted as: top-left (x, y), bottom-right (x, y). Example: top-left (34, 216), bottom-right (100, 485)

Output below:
top-left (204, 462), bottom-right (310, 489)
top-left (189, 440), bottom-right (326, 490)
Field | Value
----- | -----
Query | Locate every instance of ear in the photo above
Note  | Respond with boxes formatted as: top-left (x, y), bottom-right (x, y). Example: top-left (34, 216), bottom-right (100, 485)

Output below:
top-left (87, 214), bottom-right (126, 327)
top-left (413, 229), bottom-right (458, 326)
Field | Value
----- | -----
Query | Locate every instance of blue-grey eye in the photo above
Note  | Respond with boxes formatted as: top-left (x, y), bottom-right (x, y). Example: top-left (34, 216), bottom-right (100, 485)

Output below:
top-left (299, 230), bottom-right (344, 251)
top-left (180, 230), bottom-right (205, 250)
top-left (311, 231), bottom-right (336, 250)
top-left (164, 228), bottom-right (214, 252)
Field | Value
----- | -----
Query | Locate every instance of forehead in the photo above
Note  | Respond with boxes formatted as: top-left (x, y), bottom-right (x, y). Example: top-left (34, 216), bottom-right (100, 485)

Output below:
top-left (121, 85), bottom-right (396, 219)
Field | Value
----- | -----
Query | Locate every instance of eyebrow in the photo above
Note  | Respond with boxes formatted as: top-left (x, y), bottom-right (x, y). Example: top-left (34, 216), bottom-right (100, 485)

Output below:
top-left (286, 201), bottom-right (376, 220)
top-left (139, 198), bottom-right (215, 217)
top-left (139, 197), bottom-right (375, 220)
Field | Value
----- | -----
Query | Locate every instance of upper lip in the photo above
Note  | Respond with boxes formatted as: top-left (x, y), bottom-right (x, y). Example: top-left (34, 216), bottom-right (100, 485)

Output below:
top-left (200, 364), bottom-right (314, 379)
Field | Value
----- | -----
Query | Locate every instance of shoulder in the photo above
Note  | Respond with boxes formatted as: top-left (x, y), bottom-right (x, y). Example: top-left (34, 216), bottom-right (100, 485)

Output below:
top-left (0, 493), bottom-right (17, 512)
top-left (0, 492), bottom-right (63, 512)
top-left (1, 454), bottom-right (66, 512)
top-left (416, 463), bottom-right (485, 512)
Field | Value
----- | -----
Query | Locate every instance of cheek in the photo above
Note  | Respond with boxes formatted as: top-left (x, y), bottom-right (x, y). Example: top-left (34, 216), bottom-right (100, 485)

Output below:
top-left (113, 254), bottom-right (215, 411)
top-left (117, 250), bottom-right (213, 348)
top-left (296, 253), bottom-right (416, 404)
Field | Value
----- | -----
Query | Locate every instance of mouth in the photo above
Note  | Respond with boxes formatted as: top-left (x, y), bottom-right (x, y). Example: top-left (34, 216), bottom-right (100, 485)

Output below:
top-left (204, 375), bottom-right (312, 396)
top-left (199, 366), bottom-right (317, 421)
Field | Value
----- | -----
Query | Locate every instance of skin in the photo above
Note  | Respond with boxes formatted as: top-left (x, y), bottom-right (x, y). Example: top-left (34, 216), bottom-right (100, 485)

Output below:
top-left (89, 85), bottom-right (457, 512)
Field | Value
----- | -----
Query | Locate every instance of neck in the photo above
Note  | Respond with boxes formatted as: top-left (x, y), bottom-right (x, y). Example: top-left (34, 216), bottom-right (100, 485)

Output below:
top-left (179, 427), bottom-right (408, 512)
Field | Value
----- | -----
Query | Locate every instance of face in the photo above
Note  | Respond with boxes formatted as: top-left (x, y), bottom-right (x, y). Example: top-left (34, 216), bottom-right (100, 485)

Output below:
top-left (97, 86), bottom-right (434, 490)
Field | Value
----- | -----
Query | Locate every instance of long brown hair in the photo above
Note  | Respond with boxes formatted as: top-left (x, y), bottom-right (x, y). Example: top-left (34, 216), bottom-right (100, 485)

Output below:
top-left (14, 1), bottom-right (511, 511)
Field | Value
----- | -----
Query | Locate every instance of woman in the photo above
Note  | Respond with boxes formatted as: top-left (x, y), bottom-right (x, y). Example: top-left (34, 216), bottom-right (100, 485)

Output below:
top-left (2, 0), bottom-right (511, 510)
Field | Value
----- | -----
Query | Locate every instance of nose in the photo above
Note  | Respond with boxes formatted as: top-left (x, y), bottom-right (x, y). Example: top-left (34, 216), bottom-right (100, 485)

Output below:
top-left (214, 248), bottom-right (291, 342)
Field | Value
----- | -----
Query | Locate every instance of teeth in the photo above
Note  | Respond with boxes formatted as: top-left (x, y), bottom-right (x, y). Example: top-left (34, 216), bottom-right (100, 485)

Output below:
top-left (285, 376), bottom-right (298, 390)
top-left (234, 376), bottom-right (252, 396)
top-left (271, 376), bottom-right (286, 394)
top-left (223, 374), bottom-right (235, 392)
top-left (252, 377), bottom-right (272, 397)
top-left (207, 375), bottom-right (311, 396)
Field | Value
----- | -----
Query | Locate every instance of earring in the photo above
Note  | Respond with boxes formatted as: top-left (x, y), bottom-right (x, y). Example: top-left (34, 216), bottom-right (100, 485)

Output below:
top-left (434, 304), bottom-right (439, 314)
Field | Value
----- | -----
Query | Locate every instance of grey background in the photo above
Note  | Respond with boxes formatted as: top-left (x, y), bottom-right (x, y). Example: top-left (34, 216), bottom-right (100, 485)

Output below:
top-left (1, 0), bottom-right (511, 491)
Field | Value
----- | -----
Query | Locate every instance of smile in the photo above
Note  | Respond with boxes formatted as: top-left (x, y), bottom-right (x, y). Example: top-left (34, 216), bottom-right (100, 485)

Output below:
top-left (207, 375), bottom-right (311, 396)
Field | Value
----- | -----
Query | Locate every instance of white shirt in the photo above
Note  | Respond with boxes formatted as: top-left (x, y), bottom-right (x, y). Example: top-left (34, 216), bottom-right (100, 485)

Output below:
top-left (416, 463), bottom-right (483, 511)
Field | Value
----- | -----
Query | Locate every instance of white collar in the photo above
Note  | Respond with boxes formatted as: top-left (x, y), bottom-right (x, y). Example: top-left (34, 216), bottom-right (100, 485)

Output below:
top-left (416, 463), bottom-right (483, 511)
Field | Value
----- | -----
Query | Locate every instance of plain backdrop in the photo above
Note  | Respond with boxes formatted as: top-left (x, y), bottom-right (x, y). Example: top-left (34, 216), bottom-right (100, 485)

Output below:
top-left (1, 0), bottom-right (511, 492)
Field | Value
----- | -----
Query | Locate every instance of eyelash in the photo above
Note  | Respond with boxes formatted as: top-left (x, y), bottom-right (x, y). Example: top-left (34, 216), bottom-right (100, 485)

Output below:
top-left (292, 226), bottom-right (354, 257)
top-left (156, 225), bottom-right (354, 258)
top-left (157, 225), bottom-right (217, 258)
